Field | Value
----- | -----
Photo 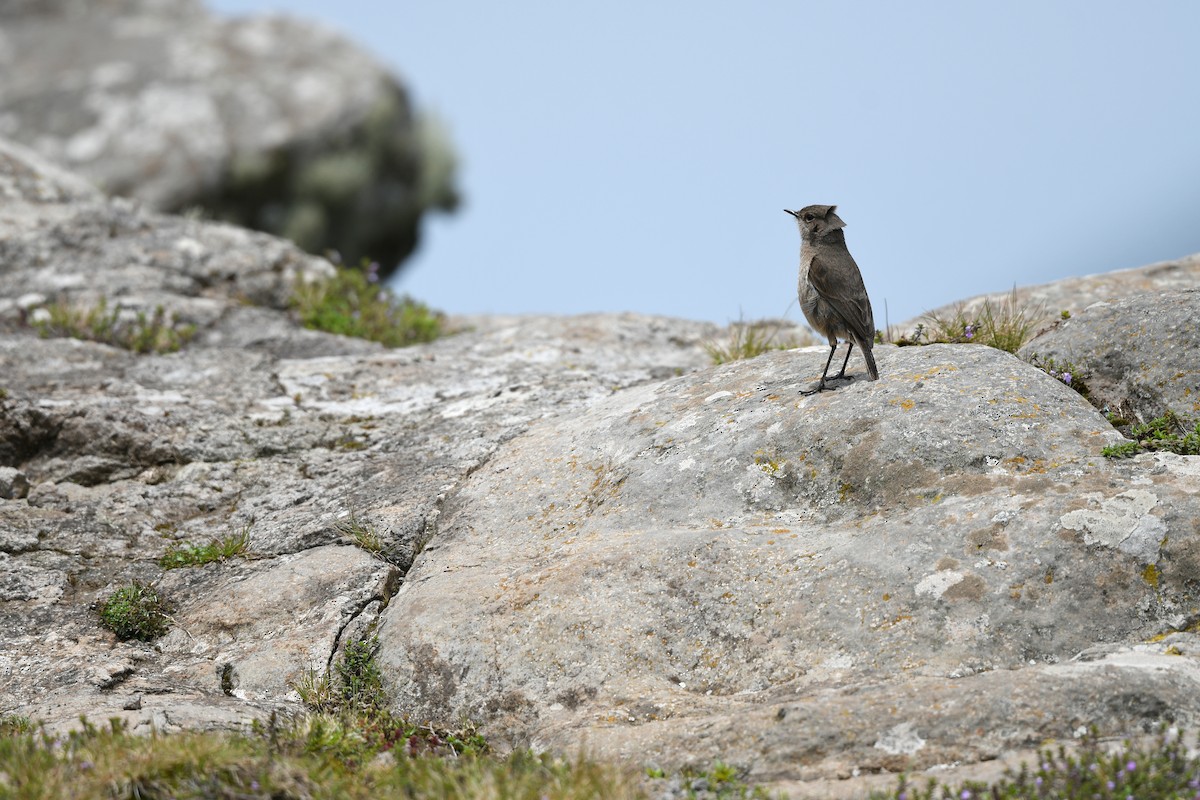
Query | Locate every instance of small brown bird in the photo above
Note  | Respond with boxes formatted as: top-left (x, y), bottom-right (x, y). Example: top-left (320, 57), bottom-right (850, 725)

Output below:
top-left (785, 204), bottom-right (879, 393)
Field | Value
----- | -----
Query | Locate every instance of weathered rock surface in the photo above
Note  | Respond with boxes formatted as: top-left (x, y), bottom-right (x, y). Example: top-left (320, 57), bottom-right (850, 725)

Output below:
top-left (0, 0), bottom-right (458, 274)
top-left (900, 253), bottom-right (1200, 336)
top-left (376, 343), bottom-right (1200, 783)
top-left (3, 138), bottom-right (1200, 796)
top-left (1018, 288), bottom-right (1200, 424)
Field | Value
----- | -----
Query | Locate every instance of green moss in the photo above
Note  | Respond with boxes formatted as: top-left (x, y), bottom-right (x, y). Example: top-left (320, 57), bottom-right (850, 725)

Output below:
top-left (98, 581), bottom-right (171, 641)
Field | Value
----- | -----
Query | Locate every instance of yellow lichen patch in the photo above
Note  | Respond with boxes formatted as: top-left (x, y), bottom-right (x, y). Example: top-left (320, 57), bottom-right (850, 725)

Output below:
top-left (1044, 567), bottom-right (1054, 585)
top-left (1143, 563), bottom-right (1160, 589)
top-left (889, 398), bottom-right (916, 411)
top-left (874, 612), bottom-right (913, 630)
top-left (904, 365), bottom-right (960, 382)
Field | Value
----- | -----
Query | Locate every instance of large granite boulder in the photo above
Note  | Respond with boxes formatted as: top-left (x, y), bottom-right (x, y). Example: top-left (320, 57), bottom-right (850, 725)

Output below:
top-left (2, 138), bottom-right (1200, 797)
top-left (0, 0), bottom-right (458, 275)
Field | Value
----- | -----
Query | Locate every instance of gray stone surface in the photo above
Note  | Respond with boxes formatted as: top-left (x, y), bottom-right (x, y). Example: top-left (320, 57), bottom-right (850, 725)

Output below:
top-left (1018, 288), bottom-right (1200, 424)
top-left (0, 0), bottom-right (458, 274)
top-left (2, 137), bottom-right (1200, 796)
top-left (898, 253), bottom-right (1200, 338)
top-left (375, 344), bottom-right (1200, 783)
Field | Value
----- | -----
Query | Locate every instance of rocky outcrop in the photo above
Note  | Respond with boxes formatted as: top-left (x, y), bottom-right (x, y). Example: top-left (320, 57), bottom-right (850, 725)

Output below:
top-left (1018, 289), bottom-right (1200, 424)
top-left (2, 138), bottom-right (1199, 796)
top-left (0, 0), bottom-right (458, 275)
top-left (900, 254), bottom-right (1200, 336)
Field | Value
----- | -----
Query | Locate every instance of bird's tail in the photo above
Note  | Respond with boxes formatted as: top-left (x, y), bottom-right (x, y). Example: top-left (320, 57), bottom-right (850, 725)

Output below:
top-left (858, 339), bottom-right (879, 381)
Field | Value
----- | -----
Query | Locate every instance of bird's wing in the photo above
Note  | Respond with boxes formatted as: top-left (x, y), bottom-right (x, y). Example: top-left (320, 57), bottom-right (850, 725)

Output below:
top-left (808, 252), bottom-right (875, 342)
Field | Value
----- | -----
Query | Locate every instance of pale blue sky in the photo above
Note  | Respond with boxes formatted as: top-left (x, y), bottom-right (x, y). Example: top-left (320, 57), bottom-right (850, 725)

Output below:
top-left (208, 1), bottom-right (1200, 327)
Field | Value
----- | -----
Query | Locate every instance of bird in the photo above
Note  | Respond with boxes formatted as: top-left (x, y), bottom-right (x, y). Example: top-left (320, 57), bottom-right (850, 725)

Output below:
top-left (785, 204), bottom-right (879, 393)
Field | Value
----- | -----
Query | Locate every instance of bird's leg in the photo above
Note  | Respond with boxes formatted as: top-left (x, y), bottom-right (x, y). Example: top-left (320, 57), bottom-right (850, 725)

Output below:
top-left (800, 343), bottom-right (840, 395)
top-left (831, 341), bottom-right (855, 381)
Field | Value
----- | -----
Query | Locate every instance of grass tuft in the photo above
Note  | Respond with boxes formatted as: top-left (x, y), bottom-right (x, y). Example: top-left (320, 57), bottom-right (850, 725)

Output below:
top-left (704, 318), bottom-right (809, 365)
top-left (888, 288), bottom-right (1045, 354)
top-left (97, 580), bottom-right (171, 641)
top-left (291, 260), bottom-right (444, 347)
top-left (338, 513), bottom-right (385, 555)
top-left (159, 527), bottom-right (251, 569)
top-left (31, 298), bottom-right (196, 354)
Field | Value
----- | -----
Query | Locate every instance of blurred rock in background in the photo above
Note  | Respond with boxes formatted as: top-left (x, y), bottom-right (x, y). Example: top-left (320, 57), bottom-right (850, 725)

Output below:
top-left (0, 0), bottom-right (459, 279)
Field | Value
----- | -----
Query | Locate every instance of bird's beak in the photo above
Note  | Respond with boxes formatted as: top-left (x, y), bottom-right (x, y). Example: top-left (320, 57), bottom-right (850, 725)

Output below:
top-left (784, 209), bottom-right (798, 217)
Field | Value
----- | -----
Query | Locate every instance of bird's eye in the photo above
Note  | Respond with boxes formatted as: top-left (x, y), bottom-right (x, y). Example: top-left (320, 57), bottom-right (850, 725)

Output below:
top-left (802, 213), bottom-right (815, 222)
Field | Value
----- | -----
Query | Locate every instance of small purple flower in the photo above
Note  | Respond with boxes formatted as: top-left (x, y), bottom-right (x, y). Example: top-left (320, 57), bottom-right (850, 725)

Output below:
top-left (366, 261), bottom-right (381, 284)
top-left (1108, 781), bottom-right (1116, 790)
top-left (1035, 776), bottom-right (1043, 786)
top-left (79, 760), bottom-right (94, 771)
top-left (251, 781), bottom-right (260, 791)
top-left (964, 324), bottom-right (975, 340)
top-left (960, 791), bottom-right (971, 800)
top-left (1061, 372), bottom-right (1072, 385)
top-left (1127, 760), bottom-right (1137, 772)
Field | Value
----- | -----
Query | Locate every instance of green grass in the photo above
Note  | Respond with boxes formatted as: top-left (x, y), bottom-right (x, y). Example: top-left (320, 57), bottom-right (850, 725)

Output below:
top-left (97, 581), bottom-right (171, 641)
top-left (872, 728), bottom-right (1200, 799)
top-left (1102, 410), bottom-right (1200, 459)
top-left (889, 288), bottom-right (1047, 354)
top-left (32, 298), bottom-right (196, 354)
top-left (159, 528), bottom-right (251, 569)
top-left (337, 513), bottom-right (385, 555)
top-left (290, 261), bottom-right (444, 347)
top-left (704, 318), bottom-right (809, 365)
top-left (0, 717), bottom-right (646, 800)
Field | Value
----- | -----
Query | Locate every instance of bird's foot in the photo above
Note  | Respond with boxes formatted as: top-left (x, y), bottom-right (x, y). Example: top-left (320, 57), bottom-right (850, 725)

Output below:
top-left (799, 380), bottom-right (831, 395)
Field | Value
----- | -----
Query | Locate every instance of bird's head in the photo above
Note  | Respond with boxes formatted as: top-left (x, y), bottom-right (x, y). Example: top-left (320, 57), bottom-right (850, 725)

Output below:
top-left (785, 205), bottom-right (846, 239)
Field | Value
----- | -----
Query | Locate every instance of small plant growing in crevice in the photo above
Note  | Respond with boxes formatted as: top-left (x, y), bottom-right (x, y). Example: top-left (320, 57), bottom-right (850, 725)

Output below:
top-left (1025, 352), bottom-right (1091, 401)
top-left (31, 298), bottom-right (196, 354)
top-left (704, 317), bottom-right (812, 365)
top-left (98, 580), bottom-right (171, 641)
top-left (338, 514), bottom-right (384, 555)
top-left (159, 527), bottom-right (251, 569)
top-left (291, 634), bottom-right (488, 764)
top-left (1103, 410), bottom-right (1200, 459)
top-left (290, 260), bottom-right (443, 347)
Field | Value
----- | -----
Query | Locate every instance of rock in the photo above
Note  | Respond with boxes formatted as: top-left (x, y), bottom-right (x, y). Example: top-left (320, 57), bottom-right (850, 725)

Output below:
top-left (0, 466), bottom-right (30, 499)
top-left (1018, 288), bottom-right (1200, 424)
top-left (0, 0), bottom-right (459, 275)
top-left (374, 341), bottom-right (1200, 783)
top-left (3, 136), bottom-right (1200, 794)
top-left (898, 253), bottom-right (1200, 336)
